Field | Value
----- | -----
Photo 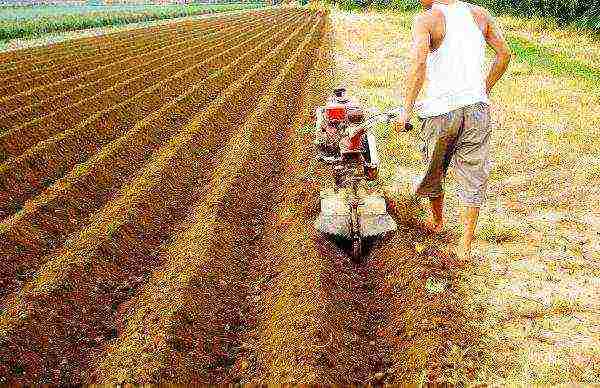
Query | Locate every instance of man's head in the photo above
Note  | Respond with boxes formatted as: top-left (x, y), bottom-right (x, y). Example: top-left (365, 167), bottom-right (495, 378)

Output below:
top-left (419, 0), bottom-right (454, 9)
top-left (419, 0), bottom-right (434, 9)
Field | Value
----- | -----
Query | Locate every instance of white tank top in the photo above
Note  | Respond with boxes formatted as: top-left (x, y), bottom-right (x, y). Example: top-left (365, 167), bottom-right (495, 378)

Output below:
top-left (417, 1), bottom-right (488, 118)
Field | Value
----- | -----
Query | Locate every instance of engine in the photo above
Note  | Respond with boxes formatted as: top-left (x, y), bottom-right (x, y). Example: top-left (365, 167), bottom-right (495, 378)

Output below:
top-left (314, 88), bottom-right (365, 159)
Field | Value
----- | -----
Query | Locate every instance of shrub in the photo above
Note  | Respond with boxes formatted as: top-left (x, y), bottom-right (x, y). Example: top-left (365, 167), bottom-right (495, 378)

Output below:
top-left (337, 0), bottom-right (366, 11)
top-left (471, 0), bottom-right (598, 30)
top-left (328, 0), bottom-right (599, 32)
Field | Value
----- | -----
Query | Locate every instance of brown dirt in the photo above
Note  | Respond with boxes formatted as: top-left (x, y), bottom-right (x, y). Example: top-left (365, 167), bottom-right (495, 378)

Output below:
top-left (0, 6), bottom-right (489, 385)
top-left (0, 17), bottom-right (179, 65)
top-left (229, 13), bottom-right (491, 384)
top-left (370, 226), bottom-right (492, 383)
top-left (0, 11), bottom-right (305, 306)
top-left (0, 12), bottom-right (265, 130)
top-left (0, 32), bottom-right (191, 97)
top-left (0, 11), bottom-right (274, 100)
top-left (0, 10), bottom-right (300, 222)
top-left (0, 10), bottom-right (252, 79)
top-left (0, 14), bottom-right (294, 160)
top-left (92, 19), bottom-right (323, 383)
top-left (0, 10), bottom-right (320, 384)
top-left (0, 10), bottom-right (279, 115)
top-left (0, 11), bottom-right (286, 155)
top-left (238, 24), bottom-right (389, 383)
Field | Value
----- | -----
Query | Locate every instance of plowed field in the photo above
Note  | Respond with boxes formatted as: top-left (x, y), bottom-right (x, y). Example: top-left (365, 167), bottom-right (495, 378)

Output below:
top-left (0, 7), bottom-right (487, 384)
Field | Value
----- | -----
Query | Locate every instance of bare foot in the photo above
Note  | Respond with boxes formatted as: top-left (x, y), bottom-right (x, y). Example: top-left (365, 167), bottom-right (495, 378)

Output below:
top-left (415, 217), bottom-right (444, 235)
top-left (449, 245), bottom-right (470, 266)
top-left (456, 246), bottom-right (470, 260)
top-left (429, 248), bottom-right (464, 269)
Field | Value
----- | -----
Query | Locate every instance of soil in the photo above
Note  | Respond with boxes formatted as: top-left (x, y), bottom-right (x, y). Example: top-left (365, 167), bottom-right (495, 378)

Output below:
top-left (3, 6), bottom-right (580, 385)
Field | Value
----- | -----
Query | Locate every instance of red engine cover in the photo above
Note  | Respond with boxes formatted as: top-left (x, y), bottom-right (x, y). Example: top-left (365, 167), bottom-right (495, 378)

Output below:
top-left (348, 133), bottom-right (362, 150)
top-left (325, 104), bottom-right (347, 122)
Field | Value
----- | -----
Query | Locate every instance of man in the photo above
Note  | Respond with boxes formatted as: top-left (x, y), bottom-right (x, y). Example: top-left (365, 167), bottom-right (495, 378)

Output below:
top-left (393, 0), bottom-right (511, 260)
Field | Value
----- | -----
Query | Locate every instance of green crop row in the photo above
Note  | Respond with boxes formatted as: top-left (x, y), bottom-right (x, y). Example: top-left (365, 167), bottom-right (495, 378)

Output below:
top-left (0, 3), bottom-right (265, 42)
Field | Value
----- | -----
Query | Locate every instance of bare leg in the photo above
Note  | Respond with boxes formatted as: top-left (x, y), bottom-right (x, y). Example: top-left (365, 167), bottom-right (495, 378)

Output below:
top-left (429, 194), bottom-right (444, 231)
top-left (457, 206), bottom-right (480, 259)
top-left (417, 194), bottom-right (445, 234)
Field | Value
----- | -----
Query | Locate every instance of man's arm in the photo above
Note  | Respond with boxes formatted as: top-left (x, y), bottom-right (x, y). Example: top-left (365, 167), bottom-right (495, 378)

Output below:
top-left (403, 14), bottom-right (431, 119)
top-left (394, 14), bottom-right (430, 133)
top-left (481, 8), bottom-right (511, 95)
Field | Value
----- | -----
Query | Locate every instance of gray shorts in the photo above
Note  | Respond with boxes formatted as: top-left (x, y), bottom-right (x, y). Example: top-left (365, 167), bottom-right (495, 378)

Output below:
top-left (416, 102), bottom-right (491, 207)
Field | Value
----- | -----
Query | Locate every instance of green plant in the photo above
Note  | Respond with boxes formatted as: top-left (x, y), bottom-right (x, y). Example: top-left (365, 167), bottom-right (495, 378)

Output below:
top-left (388, 0), bottom-right (421, 11)
top-left (208, 68), bottom-right (225, 78)
top-left (327, 0), bottom-right (598, 32)
top-left (0, 3), bottom-right (265, 43)
top-left (507, 35), bottom-right (600, 85)
top-left (337, 0), bottom-right (365, 12)
top-left (471, 0), bottom-right (599, 31)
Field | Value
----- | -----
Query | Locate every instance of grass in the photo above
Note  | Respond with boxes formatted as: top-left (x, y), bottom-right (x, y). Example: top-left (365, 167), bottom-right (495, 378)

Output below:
top-left (477, 217), bottom-right (522, 243)
top-left (328, 6), bottom-right (600, 384)
top-left (207, 68), bottom-right (225, 79)
top-left (474, 1), bottom-right (600, 32)
top-left (360, 73), bottom-right (399, 88)
top-left (0, 3), bottom-right (264, 43)
top-left (507, 35), bottom-right (600, 85)
top-left (498, 13), bottom-right (600, 65)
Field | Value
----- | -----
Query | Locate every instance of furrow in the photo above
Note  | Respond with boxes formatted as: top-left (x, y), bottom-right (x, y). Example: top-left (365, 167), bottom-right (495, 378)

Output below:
top-left (0, 12), bottom-right (318, 384)
top-left (0, 20), bottom-right (210, 85)
top-left (0, 9), bottom-right (274, 99)
top-left (0, 10), bottom-right (297, 221)
top-left (93, 17), bottom-right (323, 383)
top-left (0, 10), bottom-right (277, 117)
top-left (241, 26), bottom-right (379, 383)
top-left (0, 11), bottom-right (304, 305)
top-left (0, 12), bottom-right (203, 66)
top-left (0, 8), bottom-right (257, 75)
top-left (0, 9), bottom-right (289, 142)
top-left (368, 228), bottom-right (487, 383)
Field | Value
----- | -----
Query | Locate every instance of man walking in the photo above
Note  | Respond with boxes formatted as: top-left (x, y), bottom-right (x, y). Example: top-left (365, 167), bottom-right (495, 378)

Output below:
top-left (394, 0), bottom-right (511, 259)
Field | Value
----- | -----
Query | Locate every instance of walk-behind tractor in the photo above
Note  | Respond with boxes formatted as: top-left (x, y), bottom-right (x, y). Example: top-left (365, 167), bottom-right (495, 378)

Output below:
top-left (314, 88), bottom-right (412, 260)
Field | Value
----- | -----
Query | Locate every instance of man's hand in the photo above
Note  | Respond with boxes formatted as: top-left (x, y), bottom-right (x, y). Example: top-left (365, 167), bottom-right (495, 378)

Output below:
top-left (393, 108), bottom-right (411, 133)
top-left (394, 109), bottom-right (410, 133)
